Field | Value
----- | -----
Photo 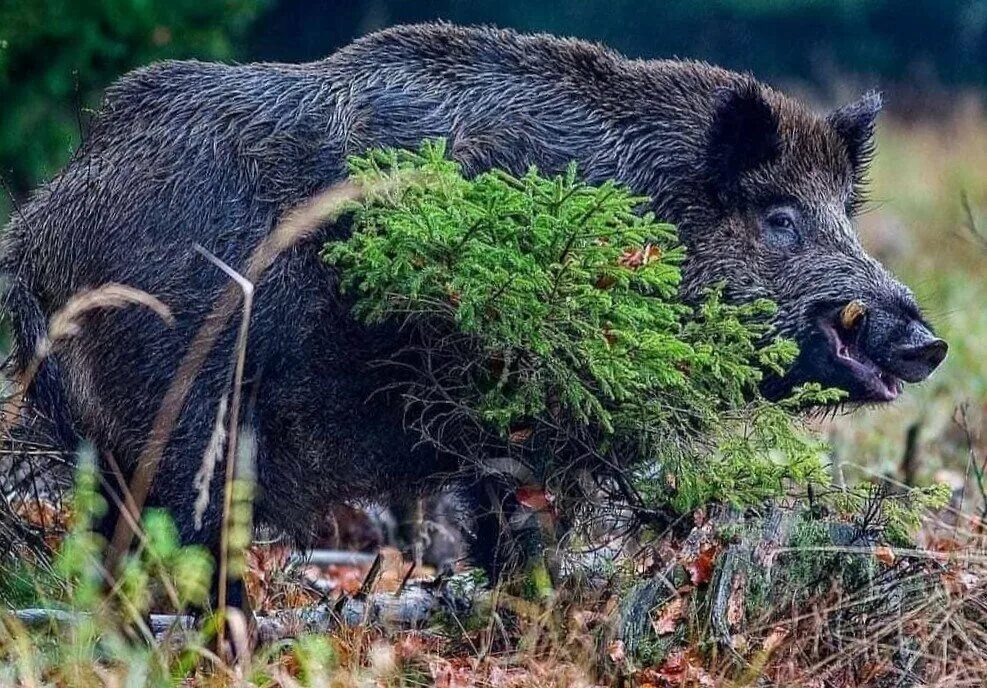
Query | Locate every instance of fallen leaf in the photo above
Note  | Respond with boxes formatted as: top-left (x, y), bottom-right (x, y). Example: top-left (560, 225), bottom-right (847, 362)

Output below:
top-left (374, 546), bottom-right (409, 593)
top-left (13, 498), bottom-right (70, 550)
top-left (726, 573), bottom-right (745, 627)
top-left (516, 485), bottom-right (554, 511)
top-left (571, 609), bottom-right (607, 630)
top-left (394, 631), bottom-right (446, 660)
top-left (874, 545), bottom-right (895, 566)
top-left (684, 544), bottom-right (719, 585)
top-left (634, 550), bottom-right (657, 575)
top-left (762, 625), bottom-right (789, 653)
top-left (860, 661), bottom-right (892, 683)
top-left (651, 596), bottom-right (686, 635)
top-left (607, 639), bottom-right (626, 664)
top-left (646, 650), bottom-right (716, 687)
top-left (327, 564), bottom-right (365, 596)
top-left (943, 568), bottom-right (980, 594)
top-left (429, 658), bottom-right (474, 688)
top-left (508, 426), bottom-right (533, 443)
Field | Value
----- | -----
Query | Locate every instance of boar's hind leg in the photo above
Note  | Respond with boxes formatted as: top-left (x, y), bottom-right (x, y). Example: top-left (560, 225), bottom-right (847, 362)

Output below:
top-left (462, 477), bottom-right (554, 590)
top-left (94, 396), bottom-right (256, 627)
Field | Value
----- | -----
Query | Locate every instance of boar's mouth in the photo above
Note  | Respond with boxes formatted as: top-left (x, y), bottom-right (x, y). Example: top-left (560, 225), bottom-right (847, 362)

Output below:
top-left (817, 312), bottom-right (901, 403)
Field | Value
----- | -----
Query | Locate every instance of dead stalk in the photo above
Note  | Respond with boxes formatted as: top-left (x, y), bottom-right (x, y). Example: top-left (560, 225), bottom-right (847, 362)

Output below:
top-left (193, 242), bottom-right (255, 660)
top-left (107, 180), bottom-right (367, 572)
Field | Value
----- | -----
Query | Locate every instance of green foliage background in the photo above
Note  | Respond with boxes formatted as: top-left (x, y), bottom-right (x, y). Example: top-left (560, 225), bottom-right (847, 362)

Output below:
top-left (0, 0), bottom-right (267, 226)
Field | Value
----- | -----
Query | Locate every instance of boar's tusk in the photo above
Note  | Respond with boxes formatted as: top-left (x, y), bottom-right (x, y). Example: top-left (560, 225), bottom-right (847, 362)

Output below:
top-left (840, 299), bottom-right (867, 330)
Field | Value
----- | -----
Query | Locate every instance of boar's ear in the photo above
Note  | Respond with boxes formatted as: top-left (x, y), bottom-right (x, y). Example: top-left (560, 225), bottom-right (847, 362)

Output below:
top-left (706, 83), bottom-right (781, 191)
top-left (827, 91), bottom-right (882, 173)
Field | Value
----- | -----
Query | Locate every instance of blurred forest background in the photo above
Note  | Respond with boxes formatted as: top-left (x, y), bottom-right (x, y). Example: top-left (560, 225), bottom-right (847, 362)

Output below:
top-left (2, 0), bottom-right (986, 225)
top-left (0, 0), bottom-right (985, 483)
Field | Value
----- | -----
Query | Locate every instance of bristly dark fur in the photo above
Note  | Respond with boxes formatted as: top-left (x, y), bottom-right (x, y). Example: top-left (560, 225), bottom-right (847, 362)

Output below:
top-left (706, 83), bottom-right (782, 197)
top-left (0, 23), bottom-right (940, 577)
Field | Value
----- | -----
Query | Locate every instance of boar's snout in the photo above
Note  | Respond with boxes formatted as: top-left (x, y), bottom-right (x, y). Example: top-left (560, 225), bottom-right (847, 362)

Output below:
top-left (810, 297), bottom-right (947, 404)
top-left (873, 316), bottom-right (948, 383)
top-left (849, 303), bottom-right (947, 394)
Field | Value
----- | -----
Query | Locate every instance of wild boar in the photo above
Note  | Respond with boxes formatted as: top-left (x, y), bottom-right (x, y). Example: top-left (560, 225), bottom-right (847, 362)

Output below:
top-left (0, 23), bottom-right (946, 595)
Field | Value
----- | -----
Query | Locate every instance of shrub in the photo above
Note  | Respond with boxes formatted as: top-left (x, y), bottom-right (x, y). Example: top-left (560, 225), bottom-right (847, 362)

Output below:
top-left (323, 140), bottom-right (834, 514)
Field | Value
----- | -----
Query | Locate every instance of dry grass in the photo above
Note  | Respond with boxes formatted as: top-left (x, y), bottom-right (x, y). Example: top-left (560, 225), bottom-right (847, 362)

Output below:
top-left (789, 106), bottom-right (987, 688)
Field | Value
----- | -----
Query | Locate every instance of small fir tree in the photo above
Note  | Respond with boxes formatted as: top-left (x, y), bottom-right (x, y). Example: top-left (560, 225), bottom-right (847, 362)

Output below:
top-left (323, 140), bottom-right (832, 514)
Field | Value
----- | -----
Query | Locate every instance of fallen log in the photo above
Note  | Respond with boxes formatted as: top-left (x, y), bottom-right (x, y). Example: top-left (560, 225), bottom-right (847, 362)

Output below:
top-left (12, 574), bottom-right (479, 643)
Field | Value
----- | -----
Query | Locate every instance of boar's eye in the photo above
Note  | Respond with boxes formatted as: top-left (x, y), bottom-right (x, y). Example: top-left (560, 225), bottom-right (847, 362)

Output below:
top-left (760, 206), bottom-right (801, 249)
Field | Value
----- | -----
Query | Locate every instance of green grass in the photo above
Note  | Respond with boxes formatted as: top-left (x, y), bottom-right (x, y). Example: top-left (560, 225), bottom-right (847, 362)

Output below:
top-left (824, 113), bottom-right (987, 498)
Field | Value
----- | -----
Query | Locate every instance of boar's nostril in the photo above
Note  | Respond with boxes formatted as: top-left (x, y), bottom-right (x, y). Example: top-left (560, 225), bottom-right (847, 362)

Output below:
top-left (892, 335), bottom-right (948, 382)
top-left (905, 337), bottom-right (947, 366)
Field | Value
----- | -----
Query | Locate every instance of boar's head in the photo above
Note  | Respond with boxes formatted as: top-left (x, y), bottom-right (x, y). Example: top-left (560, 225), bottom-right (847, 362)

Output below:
top-left (675, 84), bottom-right (946, 404)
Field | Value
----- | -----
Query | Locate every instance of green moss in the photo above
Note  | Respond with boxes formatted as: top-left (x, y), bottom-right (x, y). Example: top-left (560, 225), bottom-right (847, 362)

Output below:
top-left (744, 564), bottom-right (770, 620)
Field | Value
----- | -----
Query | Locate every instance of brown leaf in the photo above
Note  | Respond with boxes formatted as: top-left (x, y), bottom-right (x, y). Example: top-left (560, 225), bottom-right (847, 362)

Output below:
top-left (634, 550), bottom-right (657, 575)
top-left (651, 595), bottom-right (686, 635)
top-left (607, 639), bottom-right (626, 664)
top-left (874, 545), bottom-right (896, 566)
top-left (647, 650), bottom-right (716, 687)
top-left (618, 247), bottom-right (645, 268)
top-left (595, 274), bottom-right (617, 289)
top-left (395, 631), bottom-right (446, 660)
top-left (860, 661), bottom-right (892, 683)
top-left (644, 244), bottom-right (663, 264)
top-left (429, 658), bottom-right (475, 688)
top-left (762, 625), bottom-right (789, 653)
top-left (684, 544), bottom-right (719, 585)
top-left (726, 574), bottom-right (745, 628)
top-left (374, 546), bottom-right (409, 593)
top-left (516, 485), bottom-right (554, 511)
top-left (327, 564), bottom-right (365, 596)
top-left (617, 243), bottom-right (662, 270)
top-left (508, 426), bottom-right (533, 443)
top-left (12, 499), bottom-right (69, 549)
top-left (943, 568), bottom-right (980, 594)
top-left (244, 545), bottom-right (294, 611)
